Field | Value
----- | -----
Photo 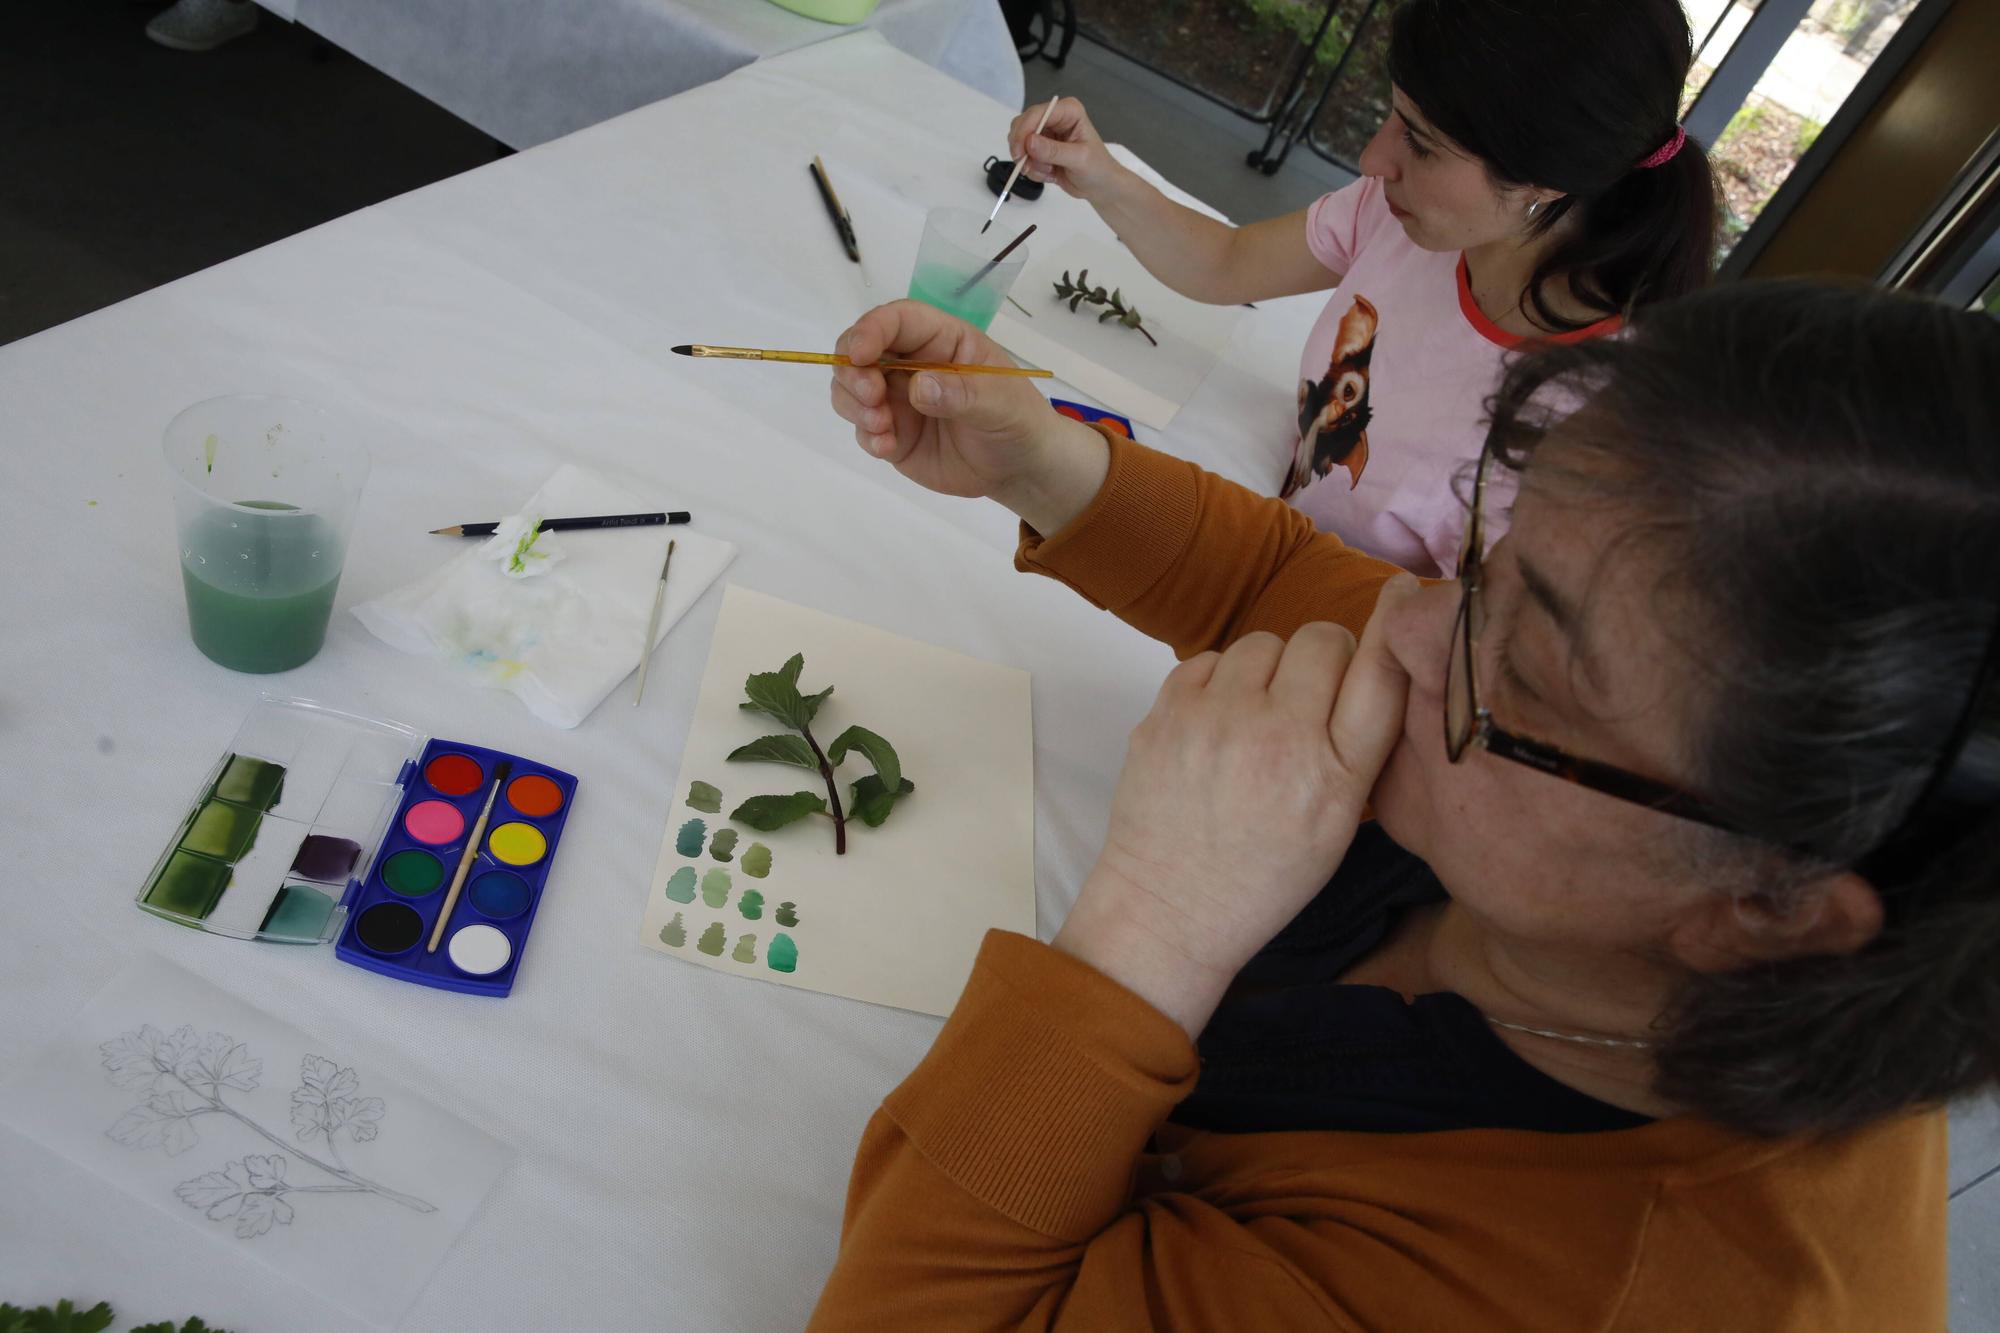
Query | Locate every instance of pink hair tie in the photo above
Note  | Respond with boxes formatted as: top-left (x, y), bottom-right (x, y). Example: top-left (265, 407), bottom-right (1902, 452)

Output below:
top-left (1638, 126), bottom-right (1686, 170)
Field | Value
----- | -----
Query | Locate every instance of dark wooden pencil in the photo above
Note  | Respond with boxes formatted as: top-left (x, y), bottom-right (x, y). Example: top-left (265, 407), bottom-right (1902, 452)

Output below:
top-left (431, 512), bottom-right (690, 537)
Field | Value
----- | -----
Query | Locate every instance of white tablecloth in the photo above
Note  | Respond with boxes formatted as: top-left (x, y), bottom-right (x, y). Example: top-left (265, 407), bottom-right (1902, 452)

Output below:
top-left (280, 0), bottom-right (1024, 149)
top-left (0, 32), bottom-right (1323, 1331)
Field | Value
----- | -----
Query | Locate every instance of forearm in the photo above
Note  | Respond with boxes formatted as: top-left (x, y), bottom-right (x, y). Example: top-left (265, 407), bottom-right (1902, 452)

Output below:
top-left (990, 413), bottom-right (1112, 538)
top-left (1015, 428), bottom-right (1408, 657)
top-left (1088, 165), bottom-right (1252, 306)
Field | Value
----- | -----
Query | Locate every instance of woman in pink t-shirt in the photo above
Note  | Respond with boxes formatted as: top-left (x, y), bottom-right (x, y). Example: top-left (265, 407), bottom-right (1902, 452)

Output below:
top-left (1008, 0), bottom-right (1718, 575)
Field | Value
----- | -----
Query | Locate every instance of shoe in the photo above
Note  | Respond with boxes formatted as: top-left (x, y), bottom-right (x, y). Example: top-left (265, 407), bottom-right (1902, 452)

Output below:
top-left (145, 0), bottom-right (258, 52)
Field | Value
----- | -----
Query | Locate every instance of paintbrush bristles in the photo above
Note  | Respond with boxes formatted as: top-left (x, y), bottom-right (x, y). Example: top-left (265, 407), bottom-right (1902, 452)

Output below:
top-left (985, 96), bottom-right (1059, 233)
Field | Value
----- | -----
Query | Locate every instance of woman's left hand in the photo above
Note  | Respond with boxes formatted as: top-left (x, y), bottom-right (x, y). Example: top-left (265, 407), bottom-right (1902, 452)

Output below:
top-left (1054, 577), bottom-right (1418, 1036)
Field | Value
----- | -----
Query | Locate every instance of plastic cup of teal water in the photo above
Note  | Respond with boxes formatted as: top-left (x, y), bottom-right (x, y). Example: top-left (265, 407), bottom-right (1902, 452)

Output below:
top-left (906, 207), bottom-right (1029, 332)
top-left (164, 395), bottom-right (371, 674)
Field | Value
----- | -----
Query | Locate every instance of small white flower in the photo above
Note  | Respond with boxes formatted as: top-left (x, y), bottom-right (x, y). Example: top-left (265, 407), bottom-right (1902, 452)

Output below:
top-left (478, 512), bottom-right (563, 579)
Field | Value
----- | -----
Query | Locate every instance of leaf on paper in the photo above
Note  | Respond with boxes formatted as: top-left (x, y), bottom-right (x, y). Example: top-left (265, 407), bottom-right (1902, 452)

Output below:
top-left (725, 734), bottom-right (819, 771)
top-left (827, 726), bottom-right (901, 793)
top-left (730, 791), bottom-right (826, 831)
top-left (801, 684), bottom-right (834, 724)
top-left (849, 775), bottom-right (916, 828)
top-left (739, 654), bottom-right (813, 729)
top-left (107, 1091), bottom-right (202, 1157)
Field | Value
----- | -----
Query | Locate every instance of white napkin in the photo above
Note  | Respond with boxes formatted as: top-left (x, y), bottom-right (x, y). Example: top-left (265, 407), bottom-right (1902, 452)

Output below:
top-left (353, 464), bottom-right (735, 727)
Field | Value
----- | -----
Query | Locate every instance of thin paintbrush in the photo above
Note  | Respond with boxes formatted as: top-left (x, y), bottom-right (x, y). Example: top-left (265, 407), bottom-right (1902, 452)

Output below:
top-left (427, 761), bottom-right (510, 954)
top-left (952, 223), bottom-right (1036, 297)
top-left (672, 344), bottom-right (1051, 378)
top-left (984, 96), bottom-right (1059, 234)
top-left (634, 538), bottom-right (675, 706)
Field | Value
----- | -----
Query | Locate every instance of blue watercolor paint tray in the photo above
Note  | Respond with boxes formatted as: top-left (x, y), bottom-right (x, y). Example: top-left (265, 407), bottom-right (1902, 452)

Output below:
top-left (1050, 398), bottom-right (1136, 438)
top-left (332, 738), bottom-right (577, 998)
top-left (136, 697), bottom-right (576, 998)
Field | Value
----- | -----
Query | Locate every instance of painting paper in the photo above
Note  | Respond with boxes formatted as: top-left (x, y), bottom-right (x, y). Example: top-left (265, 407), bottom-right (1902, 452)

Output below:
top-left (987, 232), bottom-right (1245, 430)
top-left (0, 955), bottom-right (513, 1327)
top-left (640, 585), bottom-right (1035, 1017)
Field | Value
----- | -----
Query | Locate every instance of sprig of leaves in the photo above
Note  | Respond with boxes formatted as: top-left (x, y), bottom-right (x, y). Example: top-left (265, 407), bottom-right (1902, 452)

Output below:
top-left (1, 1300), bottom-right (228, 1333)
top-left (725, 654), bottom-right (913, 853)
top-left (1051, 269), bottom-right (1158, 346)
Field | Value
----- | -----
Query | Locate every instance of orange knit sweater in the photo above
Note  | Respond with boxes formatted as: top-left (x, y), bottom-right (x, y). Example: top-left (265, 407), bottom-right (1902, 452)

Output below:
top-left (808, 434), bottom-right (1949, 1331)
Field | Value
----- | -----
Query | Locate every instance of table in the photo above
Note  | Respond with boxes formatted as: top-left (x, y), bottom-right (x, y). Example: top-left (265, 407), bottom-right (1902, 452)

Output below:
top-left (0, 32), bottom-right (1323, 1330)
top-left (272, 0), bottom-right (1025, 149)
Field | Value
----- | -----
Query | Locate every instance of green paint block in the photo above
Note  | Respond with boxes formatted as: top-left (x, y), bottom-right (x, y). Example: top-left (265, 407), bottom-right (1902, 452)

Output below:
top-left (258, 884), bottom-right (335, 942)
top-left (143, 851), bottom-right (232, 922)
top-left (212, 754), bottom-right (285, 810)
top-left (179, 799), bottom-right (263, 861)
top-left (659, 911), bottom-right (687, 948)
top-left (775, 901), bottom-right (799, 927)
top-left (663, 866), bottom-right (698, 904)
top-left (709, 827), bottom-right (739, 863)
top-left (675, 818), bottom-right (706, 857)
top-left (741, 843), bottom-right (772, 878)
top-left (696, 921), bottom-right (728, 956)
top-left (686, 781), bottom-right (722, 814)
top-left (731, 933), bottom-right (758, 964)
top-left (738, 888), bottom-right (764, 920)
top-left (701, 868), bottom-right (732, 909)
top-left (768, 932), bottom-right (799, 973)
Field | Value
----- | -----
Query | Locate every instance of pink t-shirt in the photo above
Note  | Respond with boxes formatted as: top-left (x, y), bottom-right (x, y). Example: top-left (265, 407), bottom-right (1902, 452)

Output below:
top-left (1284, 177), bottom-right (1618, 576)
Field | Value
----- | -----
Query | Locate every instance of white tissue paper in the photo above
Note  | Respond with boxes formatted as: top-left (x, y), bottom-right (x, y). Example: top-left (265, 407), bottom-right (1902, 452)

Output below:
top-left (354, 465), bottom-right (734, 728)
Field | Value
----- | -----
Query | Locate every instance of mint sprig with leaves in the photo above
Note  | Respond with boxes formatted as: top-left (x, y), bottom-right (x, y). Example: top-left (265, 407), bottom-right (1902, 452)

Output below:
top-left (1052, 268), bottom-right (1158, 346)
top-left (726, 654), bottom-right (913, 854)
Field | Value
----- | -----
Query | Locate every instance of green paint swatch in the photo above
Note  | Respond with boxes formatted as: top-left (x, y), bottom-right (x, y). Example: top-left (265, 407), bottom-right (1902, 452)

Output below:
top-left (709, 828), bottom-right (739, 862)
top-left (686, 781), bottom-right (722, 813)
top-left (731, 933), bottom-right (758, 964)
top-left (768, 932), bottom-right (799, 973)
top-left (659, 911), bottom-right (687, 948)
top-left (212, 754), bottom-right (285, 810)
top-left (381, 849), bottom-right (445, 897)
top-left (675, 818), bottom-right (707, 857)
top-left (701, 868), bottom-right (732, 908)
top-left (258, 883), bottom-right (334, 942)
top-left (179, 800), bottom-right (262, 861)
top-left (663, 866), bottom-right (698, 903)
top-left (775, 901), bottom-right (799, 927)
top-left (143, 851), bottom-right (232, 922)
top-left (741, 843), bottom-right (772, 878)
top-left (738, 888), bottom-right (764, 920)
top-left (696, 921), bottom-right (728, 956)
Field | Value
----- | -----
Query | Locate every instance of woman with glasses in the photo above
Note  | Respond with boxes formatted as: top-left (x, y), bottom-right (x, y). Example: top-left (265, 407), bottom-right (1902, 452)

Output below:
top-left (810, 282), bottom-right (1998, 1329)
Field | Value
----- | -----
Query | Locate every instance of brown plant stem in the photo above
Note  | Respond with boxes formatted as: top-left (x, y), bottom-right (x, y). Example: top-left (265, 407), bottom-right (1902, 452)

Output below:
top-left (800, 723), bottom-right (848, 854)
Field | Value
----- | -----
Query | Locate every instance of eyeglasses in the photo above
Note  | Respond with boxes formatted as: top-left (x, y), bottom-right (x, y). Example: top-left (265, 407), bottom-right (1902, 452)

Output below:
top-left (1445, 447), bottom-right (1738, 831)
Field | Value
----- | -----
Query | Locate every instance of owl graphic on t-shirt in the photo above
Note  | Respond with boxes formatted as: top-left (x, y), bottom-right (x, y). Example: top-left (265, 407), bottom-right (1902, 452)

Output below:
top-left (1284, 295), bottom-right (1379, 498)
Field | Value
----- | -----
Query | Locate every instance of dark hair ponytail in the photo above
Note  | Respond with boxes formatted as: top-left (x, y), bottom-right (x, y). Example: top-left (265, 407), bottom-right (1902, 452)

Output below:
top-left (1389, 0), bottom-right (1719, 333)
top-left (1484, 281), bottom-right (2000, 1137)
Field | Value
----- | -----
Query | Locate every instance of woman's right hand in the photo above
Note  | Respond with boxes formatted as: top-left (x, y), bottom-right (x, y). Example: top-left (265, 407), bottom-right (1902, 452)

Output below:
top-left (1006, 97), bottom-right (1124, 201)
top-left (830, 300), bottom-right (1110, 533)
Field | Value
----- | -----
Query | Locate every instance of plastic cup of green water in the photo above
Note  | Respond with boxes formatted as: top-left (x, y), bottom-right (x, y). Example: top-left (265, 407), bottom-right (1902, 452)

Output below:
top-left (163, 395), bottom-right (371, 674)
top-left (906, 207), bottom-right (1030, 332)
